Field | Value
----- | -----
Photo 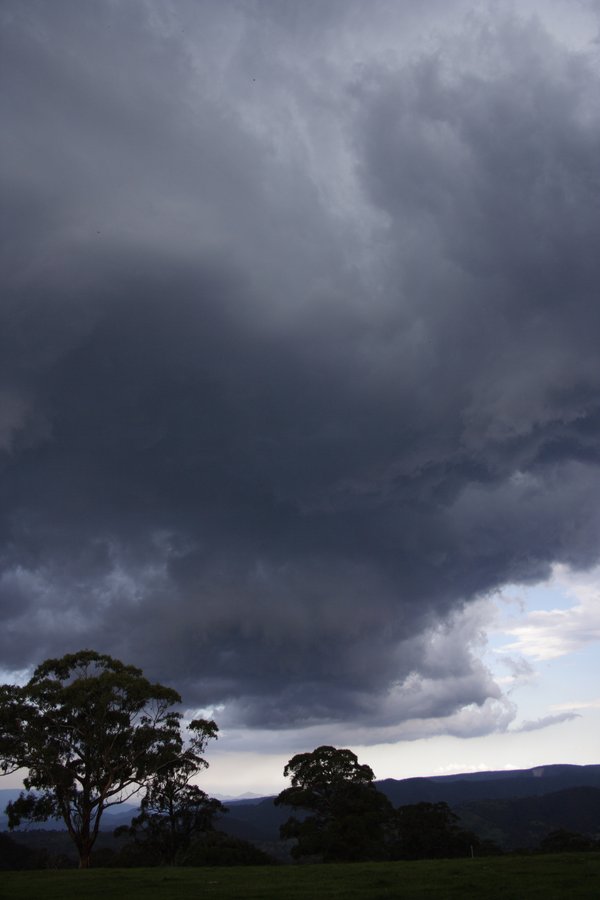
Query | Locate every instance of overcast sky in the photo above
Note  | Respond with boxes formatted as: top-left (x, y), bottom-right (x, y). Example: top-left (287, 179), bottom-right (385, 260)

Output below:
top-left (2, 0), bottom-right (600, 794)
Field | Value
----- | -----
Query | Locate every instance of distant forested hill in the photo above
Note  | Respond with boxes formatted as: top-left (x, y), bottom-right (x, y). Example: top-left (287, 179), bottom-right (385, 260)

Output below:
top-left (0, 790), bottom-right (137, 832)
top-left (218, 764), bottom-right (600, 845)
top-left (376, 764), bottom-right (600, 807)
top-left (456, 786), bottom-right (600, 850)
top-left (3, 764), bottom-right (600, 852)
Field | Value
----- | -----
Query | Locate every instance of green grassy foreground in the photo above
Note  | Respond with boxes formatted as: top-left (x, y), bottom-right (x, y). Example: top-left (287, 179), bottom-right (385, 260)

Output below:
top-left (1, 854), bottom-right (599, 900)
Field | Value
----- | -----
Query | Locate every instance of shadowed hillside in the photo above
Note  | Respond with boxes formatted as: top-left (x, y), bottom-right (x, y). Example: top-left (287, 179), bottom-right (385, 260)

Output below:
top-left (4, 765), bottom-right (600, 855)
top-left (456, 786), bottom-right (600, 850)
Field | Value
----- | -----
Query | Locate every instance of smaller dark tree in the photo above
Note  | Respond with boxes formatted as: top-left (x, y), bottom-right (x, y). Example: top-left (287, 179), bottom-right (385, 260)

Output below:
top-left (116, 720), bottom-right (223, 865)
top-left (275, 745), bottom-right (393, 861)
top-left (539, 829), bottom-right (597, 853)
top-left (178, 831), bottom-right (274, 867)
top-left (391, 801), bottom-right (490, 859)
top-left (0, 833), bottom-right (45, 871)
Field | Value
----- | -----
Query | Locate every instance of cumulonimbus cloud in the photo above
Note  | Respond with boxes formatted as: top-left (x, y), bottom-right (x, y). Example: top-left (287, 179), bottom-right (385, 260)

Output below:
top-left (2, 0), bottom-right (600, 739)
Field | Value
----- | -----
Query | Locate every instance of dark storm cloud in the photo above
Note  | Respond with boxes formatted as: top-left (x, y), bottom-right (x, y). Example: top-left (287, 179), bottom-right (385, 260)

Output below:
top-left (2, 1), bottom-right (600, 737)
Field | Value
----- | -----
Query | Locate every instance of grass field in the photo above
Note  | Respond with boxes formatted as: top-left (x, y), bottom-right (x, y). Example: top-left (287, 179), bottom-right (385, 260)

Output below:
top-left (1, 854), bottom-right (599, 900)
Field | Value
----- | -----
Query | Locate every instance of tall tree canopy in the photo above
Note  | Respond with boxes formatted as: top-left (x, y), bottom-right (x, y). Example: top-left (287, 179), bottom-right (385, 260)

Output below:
top-left (0, 650), bottom-right (218, 868)
top-left (275, 745), bottom-right (392, 861)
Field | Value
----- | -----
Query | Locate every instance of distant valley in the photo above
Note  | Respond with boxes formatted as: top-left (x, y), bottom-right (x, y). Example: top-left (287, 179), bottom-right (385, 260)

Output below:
top-left (219, 764), bottom-right (600, 850)
top-left (3, 763), bottom-right (600, 853)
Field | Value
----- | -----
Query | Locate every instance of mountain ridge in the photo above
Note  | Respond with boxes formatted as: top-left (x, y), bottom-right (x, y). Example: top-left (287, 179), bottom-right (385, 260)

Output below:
top-left (216, 763), bottom-right (600, 845)
top-left (3, 763), bottom-right (599, 846)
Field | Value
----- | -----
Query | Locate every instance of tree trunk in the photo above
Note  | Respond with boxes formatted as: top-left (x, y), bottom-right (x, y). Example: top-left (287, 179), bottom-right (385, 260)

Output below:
top-left (77, 835), bottom-right (94, 868)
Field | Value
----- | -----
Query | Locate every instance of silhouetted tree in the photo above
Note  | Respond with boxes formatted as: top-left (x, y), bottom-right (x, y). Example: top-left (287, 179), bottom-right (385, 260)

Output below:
top-left (0, 649), bottom-right (217, 868)
top-left (178, 831), bottom-right (274, 866)
top-left (117, 782), bottom-right (223, 864)
top-left (275, 745), bottom-right (393, 861)
top-left (0, 832), bottom-right (44, 870)
top-left (539, 829), bottom-right (597, 853)
top-left (115, 716), bottom-right (221, 864)
top-left (391, 801), bottom-right (494, 859)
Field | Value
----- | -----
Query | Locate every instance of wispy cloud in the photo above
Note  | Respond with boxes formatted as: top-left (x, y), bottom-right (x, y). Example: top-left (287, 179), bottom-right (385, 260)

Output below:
top-left (513, 712), bottom-right (581, 733)
top-left (550, 698), bottom-right (600, 712)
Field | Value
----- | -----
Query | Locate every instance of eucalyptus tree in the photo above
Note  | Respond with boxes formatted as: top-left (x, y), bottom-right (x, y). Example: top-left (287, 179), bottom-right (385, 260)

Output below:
top-left (116, 720), bottom-right (223, 865)
top-left (275, 745), bottom-right (393, 861)
top-left (0, 650), bottom-right (218, 868)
